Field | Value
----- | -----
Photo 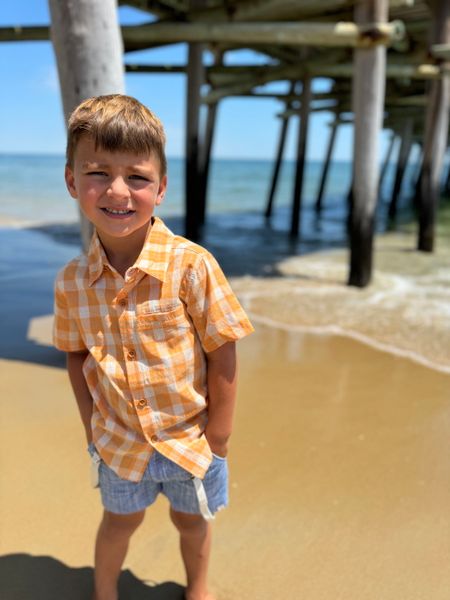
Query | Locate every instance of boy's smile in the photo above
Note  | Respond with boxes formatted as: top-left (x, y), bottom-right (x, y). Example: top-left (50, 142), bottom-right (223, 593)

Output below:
top-left (65, 136), bottom-right (167, 251)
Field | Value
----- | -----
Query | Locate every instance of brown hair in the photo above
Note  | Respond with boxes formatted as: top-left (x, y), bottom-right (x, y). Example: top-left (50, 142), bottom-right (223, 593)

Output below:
top-left (66, 94), bottom-right (167, 176)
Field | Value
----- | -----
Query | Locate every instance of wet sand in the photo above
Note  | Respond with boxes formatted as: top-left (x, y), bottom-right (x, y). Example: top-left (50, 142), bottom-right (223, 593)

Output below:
top-left (1, 222), bottom-right (450, 599)
top-left (2, 326), bottom-right (450, 599)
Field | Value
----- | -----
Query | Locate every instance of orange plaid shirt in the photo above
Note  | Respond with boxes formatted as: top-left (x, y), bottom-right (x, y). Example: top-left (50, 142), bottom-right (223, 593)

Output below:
top-left (53, 217), bottom-right (253, 481)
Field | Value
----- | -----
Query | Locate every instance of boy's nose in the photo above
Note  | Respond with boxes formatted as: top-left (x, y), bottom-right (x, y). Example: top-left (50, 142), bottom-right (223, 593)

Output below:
top-left (107, 176), bottom-right (130, 198)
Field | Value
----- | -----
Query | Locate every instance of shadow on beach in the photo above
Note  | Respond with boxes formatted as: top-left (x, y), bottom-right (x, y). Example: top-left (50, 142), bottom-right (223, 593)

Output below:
top-left (0, 212), bottom-right (348, 369)
top-left (5, 194), bottom-right (425, 369)
top-left (0, 554), bottom-right (185, 600)
top-left (27, 212), bottom-right (347, 278)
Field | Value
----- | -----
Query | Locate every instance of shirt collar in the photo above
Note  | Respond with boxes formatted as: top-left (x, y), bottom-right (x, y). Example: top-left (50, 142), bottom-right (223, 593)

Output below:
top-left (87, 234), bottom-right (107, 286)
top-left (87, 217), bottom-right (174, 286)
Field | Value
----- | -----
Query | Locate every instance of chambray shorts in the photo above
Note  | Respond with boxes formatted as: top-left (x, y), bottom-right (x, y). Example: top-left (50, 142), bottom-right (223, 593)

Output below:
top-left (88, 443), bottom-right (228, 517)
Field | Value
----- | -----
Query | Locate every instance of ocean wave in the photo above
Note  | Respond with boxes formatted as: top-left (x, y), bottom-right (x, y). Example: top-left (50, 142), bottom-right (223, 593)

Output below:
top-left (233, 231), bottom-right (450, 375)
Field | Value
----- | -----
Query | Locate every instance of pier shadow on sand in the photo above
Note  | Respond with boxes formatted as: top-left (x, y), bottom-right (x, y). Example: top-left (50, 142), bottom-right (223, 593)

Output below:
top-left (0, 212), bottom-right (347, 369)
top-left (1, 199), bottom-right (414, 370)
top-left (0, 554), bottom-right (185, 600)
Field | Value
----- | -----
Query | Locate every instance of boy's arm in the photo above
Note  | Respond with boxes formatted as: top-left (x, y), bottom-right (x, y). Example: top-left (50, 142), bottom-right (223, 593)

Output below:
top-left (66, 350), bottom-right (94, 445)
top-left (205, 341), bottom-right (238, 458)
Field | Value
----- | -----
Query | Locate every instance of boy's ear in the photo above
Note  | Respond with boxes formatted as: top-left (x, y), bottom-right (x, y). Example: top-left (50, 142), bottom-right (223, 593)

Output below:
top-left (65, 165), bottom-right (78, 199)
top-left (156, 175), bottom-right (168, 205)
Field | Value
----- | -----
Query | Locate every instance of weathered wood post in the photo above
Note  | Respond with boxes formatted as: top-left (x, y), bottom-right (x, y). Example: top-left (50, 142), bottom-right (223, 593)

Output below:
top-left (417, 0), bottom-right (450, 252)
top-left (265, 81), bottom-right (297, 220)
top-left (444, 157), bottom-right (450, 195)
top-left (348, 0), bottom-right (388, 287)
top-left (48, 0), bottom-right (125, 252)
top-left (315, 117), bottom-right (339, 214)
top-left (198, 51), bottom-right (223, 226)
top-left (185, 41), bottom-right (203, 240)
top-left (378, 130), bottom-right (396, 195)
top-left (388, 117), bottom-right (413, 221)
top-left (290, 76), bottom-right (312, 238)
top-left (197, 99), bottom-right (217, 226)
top-left (265, 114), bottom-right (290, 220)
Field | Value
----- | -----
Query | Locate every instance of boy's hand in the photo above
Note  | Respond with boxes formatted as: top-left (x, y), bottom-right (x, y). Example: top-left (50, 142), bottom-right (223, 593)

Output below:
top-left (211, 445), bottom-right (228, 459)
top-left (205, 433), bottom-right (228, 458)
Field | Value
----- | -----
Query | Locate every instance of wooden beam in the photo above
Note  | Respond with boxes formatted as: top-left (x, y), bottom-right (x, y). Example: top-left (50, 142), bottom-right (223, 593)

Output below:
top-left (154, 0), bottom-right (188, 12)
top-left (278, 103), bottom-right (339, 118)
top-left (125, 66), bottom-right (430, 109)
top-left (119, 20), bottom-right (405, 48)
top-left (206, 62), bottom-right (441, 81)
top-left (118, 0), bottom-right (184, 19)
top-left (126, 64), bottom-right (185, 73)
top-left (189, 0), bottom-right (415, 22)
top-left (0, 25), bottom-right (49, 41)
top-left (203, 63), bottom-right (441, 104)
top-left (189, 0), bottom-right (352, 23)
top-left (389, 0), bottom-right (415, 6)
top-left (384, 105), bottom-right (427, 117)
top-left (348, 0), bottom-right (388, 288)
top-left (386, 95), bottom-right (427, 106)
top-left (0, 19), bottom-right (407, 51)
top-left (431, 43), bottom-right (450, 60)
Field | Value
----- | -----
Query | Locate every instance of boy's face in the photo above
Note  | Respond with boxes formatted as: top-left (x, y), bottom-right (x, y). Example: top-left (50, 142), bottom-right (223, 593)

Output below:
top-left (65, 135), bottom-right (167, 244)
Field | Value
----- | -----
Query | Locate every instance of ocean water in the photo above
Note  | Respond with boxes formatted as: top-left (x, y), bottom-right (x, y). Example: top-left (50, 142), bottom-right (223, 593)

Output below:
top-left (0, 153), bottom-right (415, 240)
top-left (1, 153), bottom-right (449, 374)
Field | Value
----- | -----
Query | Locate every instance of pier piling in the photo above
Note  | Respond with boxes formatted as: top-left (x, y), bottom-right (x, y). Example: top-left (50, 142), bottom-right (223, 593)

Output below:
top-left (348, 0), bottom-right (388, 287)
top-left (290, 76), bottom-right (312, 239)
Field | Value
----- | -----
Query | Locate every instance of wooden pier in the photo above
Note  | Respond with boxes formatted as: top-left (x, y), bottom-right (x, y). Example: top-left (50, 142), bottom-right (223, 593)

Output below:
top-left (2, 0), bottom-right (449, 286)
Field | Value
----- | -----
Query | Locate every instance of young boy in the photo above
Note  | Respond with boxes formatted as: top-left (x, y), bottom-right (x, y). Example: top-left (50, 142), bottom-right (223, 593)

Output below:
top-left (53, 94), bottom-right (253, 600)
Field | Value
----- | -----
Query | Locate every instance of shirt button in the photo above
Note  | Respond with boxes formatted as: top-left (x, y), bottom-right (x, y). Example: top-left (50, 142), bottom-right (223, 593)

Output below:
top-left (151, 435), bottom-right (158, 442)
top-left (127, 349), bottom-right (136, 360)
top-left (137, 399), bottom-right (146, 408)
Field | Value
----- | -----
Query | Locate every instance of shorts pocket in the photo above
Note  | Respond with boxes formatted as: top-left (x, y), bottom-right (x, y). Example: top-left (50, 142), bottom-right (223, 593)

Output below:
top-left (211, 452), bottom-right (227, 461)
top-left (87, 442), bottom-right (101, 488)
top-left (87, 441), bottom-right (96, 457)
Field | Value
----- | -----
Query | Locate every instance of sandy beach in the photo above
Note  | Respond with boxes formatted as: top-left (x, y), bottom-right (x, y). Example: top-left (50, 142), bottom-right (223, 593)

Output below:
top-left (1, 220), bottom-right (450, 599)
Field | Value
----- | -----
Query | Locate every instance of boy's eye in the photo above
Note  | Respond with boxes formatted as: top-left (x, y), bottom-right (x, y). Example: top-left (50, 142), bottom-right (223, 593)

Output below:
top-left (129, 174), bottom-right (149, 181)
top-left (87, 171), bottom-right (108, 176)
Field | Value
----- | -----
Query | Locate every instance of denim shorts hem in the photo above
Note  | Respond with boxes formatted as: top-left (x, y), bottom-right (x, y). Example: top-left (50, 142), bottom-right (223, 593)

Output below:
top-left (94, 450), bottom-right (228, 517)
top-left (168, 494), bottom-right (229, 516)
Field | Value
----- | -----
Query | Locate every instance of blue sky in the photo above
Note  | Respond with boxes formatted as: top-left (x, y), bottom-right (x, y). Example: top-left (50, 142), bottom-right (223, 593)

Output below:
top-left (0, 0), bottom-right (391, 161)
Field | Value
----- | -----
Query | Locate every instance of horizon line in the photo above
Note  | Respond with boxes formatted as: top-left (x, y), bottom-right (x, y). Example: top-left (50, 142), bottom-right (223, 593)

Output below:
top-left (0, 151), bottom-right (357, 163)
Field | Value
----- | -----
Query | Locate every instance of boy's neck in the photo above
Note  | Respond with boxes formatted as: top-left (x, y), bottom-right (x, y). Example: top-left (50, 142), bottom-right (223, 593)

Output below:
top-left (97, 220), bottom-right (152, 277)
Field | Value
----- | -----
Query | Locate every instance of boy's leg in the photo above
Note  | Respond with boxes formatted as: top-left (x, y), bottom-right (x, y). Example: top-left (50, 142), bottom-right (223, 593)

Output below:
top-left (170, 508), bottom-right (215, 600)
top-left (93, 509), bottom-right (145, 600)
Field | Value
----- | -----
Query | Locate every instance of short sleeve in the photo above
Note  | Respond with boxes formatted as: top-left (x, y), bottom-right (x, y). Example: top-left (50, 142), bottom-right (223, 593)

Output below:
top-left (182, 251), bottom-right (254, 353)
top-left (53, 273), bottom-right (86, 352)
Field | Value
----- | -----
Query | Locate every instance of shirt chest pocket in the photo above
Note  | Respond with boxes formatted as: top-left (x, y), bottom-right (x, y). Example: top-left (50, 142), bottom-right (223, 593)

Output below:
top-left (136, 302), bottom-right (192, 343)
